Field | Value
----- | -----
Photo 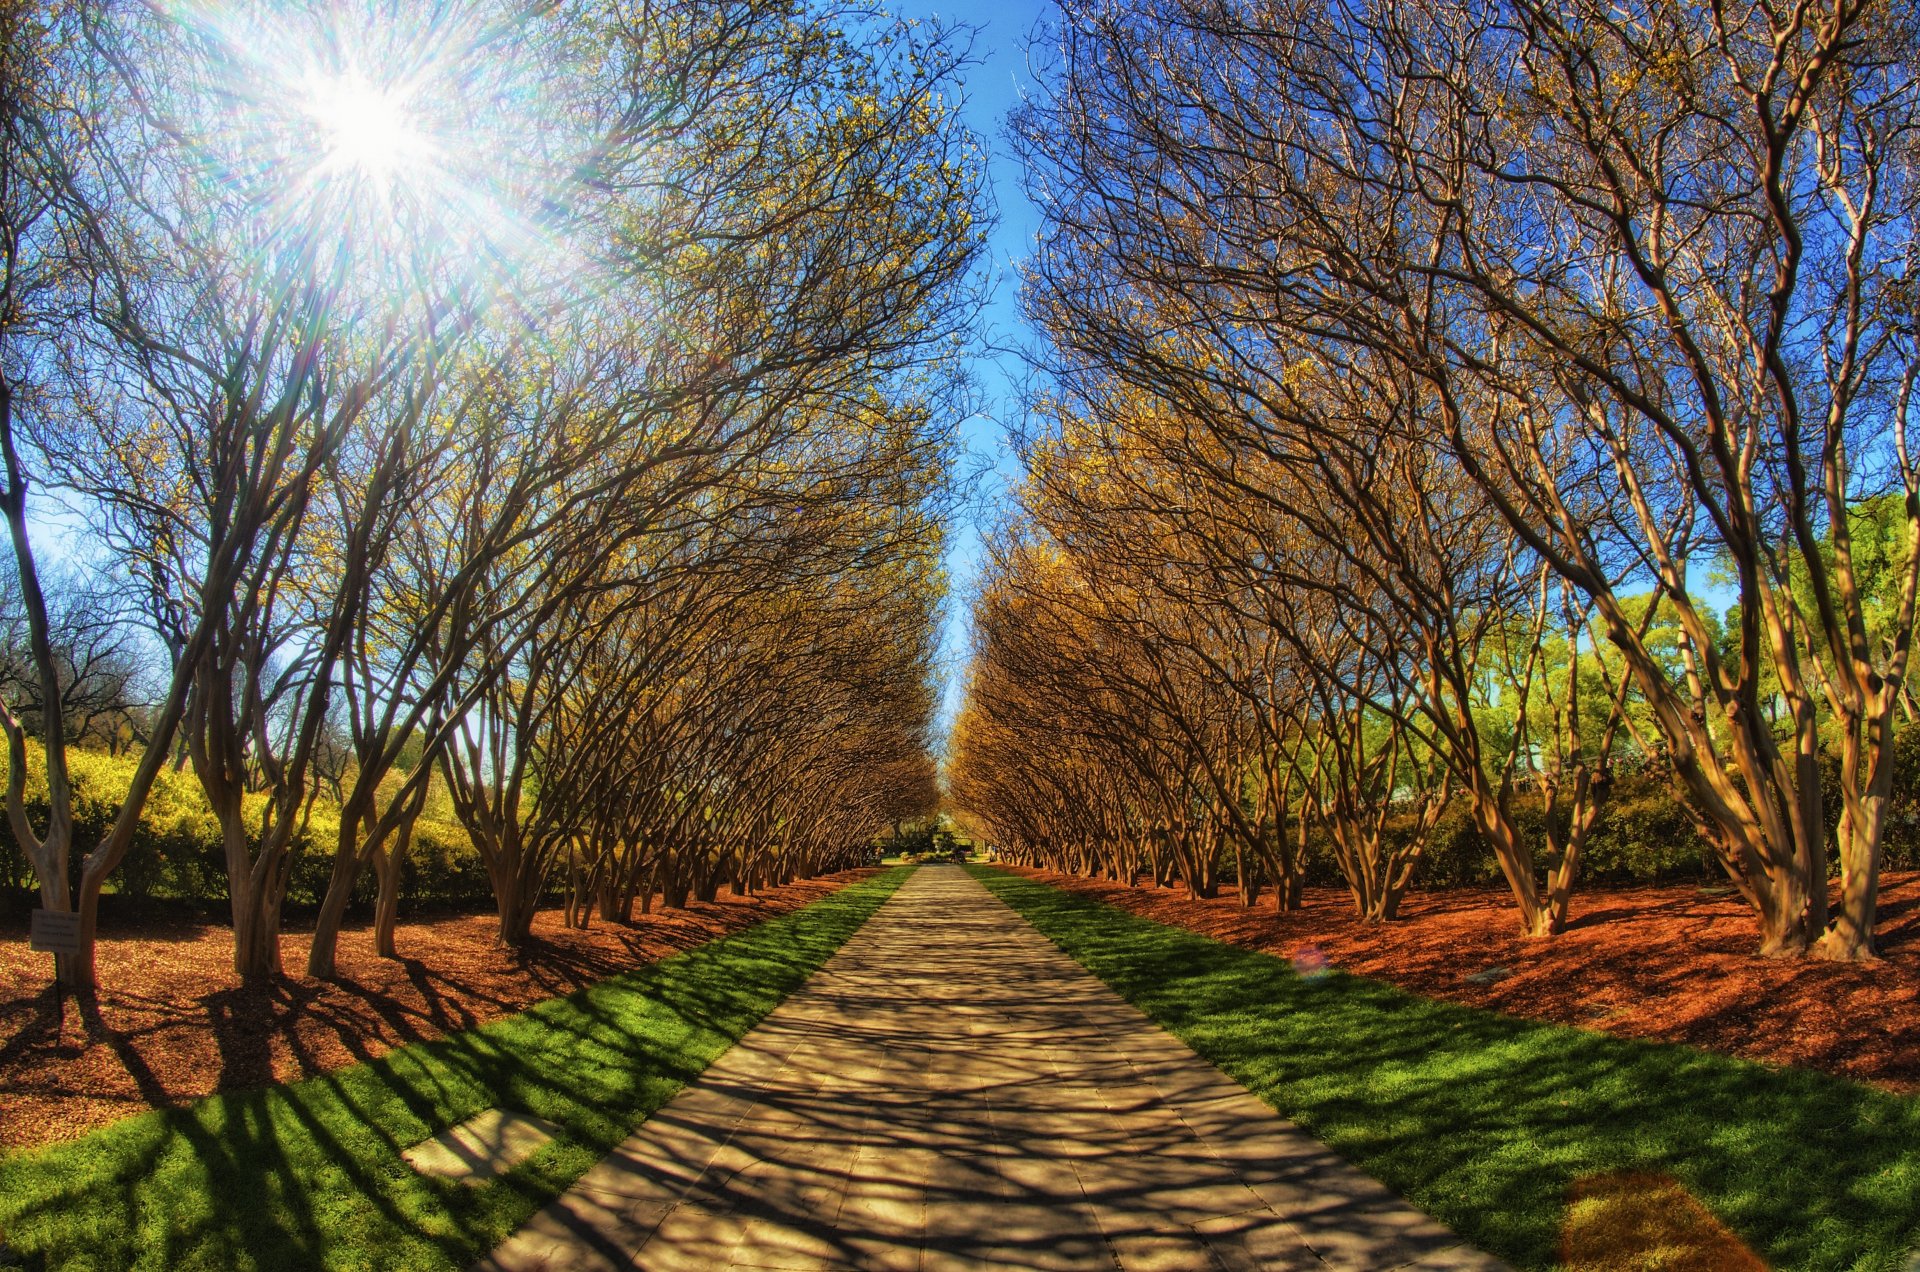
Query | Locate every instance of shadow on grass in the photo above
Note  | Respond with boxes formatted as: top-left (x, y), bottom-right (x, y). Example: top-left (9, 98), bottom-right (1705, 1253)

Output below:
top-left (969, 866), bottom-right (1920, 1272)
top-left (0, 880), bottom-right (878, 1147)
top-left (0, 868), bottom-right (910, 1272)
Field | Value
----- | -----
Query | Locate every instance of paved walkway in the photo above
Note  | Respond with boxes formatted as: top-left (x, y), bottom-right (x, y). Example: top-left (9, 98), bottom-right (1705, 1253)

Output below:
top-left (479, 866), bottom-right (1506, 1271)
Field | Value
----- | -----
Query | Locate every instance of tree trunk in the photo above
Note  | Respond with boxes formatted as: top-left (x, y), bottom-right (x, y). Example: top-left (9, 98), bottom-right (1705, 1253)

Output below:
top-left (636, 860), bottom-right (658, 916)
top-left (1278, 810), bottom-right (1308, 911)
top-left (227, 817), bottom-right (286, 984)
top-left (370, 838), bottom-right (403, 958)
top-left (662, 862), bottom-right (689, 909)
top-left (597, 859), bottom-right (622, 922)
top-left (308, 808), bottom-right (375, 978)
top-left (1815, 710), bottom-right (1895, 961)
top-left (1468, 787), bottom-right (1551, 939)
top-left (498, 886), bottom-right (538, 947)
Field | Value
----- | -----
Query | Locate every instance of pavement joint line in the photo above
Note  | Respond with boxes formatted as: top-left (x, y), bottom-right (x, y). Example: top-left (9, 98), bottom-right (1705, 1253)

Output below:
top-left (476, 865), bottom-right (1509, 1271)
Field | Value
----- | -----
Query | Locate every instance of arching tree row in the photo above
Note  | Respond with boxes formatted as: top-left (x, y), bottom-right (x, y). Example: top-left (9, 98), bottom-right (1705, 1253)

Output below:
top-left (951, 0), bottom-right (1920, 960)
top-left (0, 0), bottom-right (977, 990)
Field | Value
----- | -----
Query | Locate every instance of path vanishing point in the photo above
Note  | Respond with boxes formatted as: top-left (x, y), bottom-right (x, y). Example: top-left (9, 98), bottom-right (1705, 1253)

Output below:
top-left (480, 865), bottom-right (1508, 1271)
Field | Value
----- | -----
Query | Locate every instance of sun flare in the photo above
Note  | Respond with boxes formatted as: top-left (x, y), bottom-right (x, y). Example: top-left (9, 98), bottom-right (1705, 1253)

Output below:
top-left (303, 70), bottom-right (424, 181)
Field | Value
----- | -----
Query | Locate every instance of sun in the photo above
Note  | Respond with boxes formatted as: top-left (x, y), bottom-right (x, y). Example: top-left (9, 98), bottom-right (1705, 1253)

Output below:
top-left (303, 70), bottom-right (426, 182)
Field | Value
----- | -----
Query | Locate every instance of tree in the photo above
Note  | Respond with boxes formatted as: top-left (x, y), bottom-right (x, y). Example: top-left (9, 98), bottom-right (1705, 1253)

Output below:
top-left (1005, 0), bottom-right (1920, 957)
top-left (0, 560), bottom-right (152, 753)
top-left (4, 0), bottom-right (980, 990)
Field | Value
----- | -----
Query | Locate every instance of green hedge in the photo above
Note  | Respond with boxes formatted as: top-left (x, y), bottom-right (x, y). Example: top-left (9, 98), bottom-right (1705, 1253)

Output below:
top-left (1414, 770), bottom-right (1719, 889)
top-left (1315, 731), bottom-right (1920, 891)
top-left (0, 743), bottom-right (494, 915)
top-left (9, 728), bottom-right (1918, 917)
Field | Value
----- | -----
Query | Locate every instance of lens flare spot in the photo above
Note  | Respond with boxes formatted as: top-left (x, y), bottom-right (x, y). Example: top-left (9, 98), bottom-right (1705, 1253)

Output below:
top-left (304, 71), bottom-right (423, 180)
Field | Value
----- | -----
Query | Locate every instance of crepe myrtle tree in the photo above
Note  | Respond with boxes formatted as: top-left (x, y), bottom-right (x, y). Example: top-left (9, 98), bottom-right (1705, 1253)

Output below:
top-left (2, 0), bottom-right (980, 989)
top-left (1011, 0), bottom-right (1920, 957)
top-left (2, 0), bottom-right (437, 990)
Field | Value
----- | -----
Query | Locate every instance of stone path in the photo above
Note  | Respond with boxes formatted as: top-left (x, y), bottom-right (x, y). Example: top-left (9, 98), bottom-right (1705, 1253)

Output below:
top-left (478, 866), bottom-right (1507, 1271)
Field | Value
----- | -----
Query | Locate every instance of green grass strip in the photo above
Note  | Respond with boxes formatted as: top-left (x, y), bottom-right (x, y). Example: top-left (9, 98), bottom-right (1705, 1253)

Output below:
top-left (970, 865), bottom-right (1920, 1272)
top-left (0, 867), bottom-right (910, 1272)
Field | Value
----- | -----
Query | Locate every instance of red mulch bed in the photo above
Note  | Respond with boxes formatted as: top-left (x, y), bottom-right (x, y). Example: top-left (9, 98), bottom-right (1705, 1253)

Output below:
top-left (0, 871), bottom-right (875, 1153)
top-left (1009, 867), bottom-right (1920, 1094)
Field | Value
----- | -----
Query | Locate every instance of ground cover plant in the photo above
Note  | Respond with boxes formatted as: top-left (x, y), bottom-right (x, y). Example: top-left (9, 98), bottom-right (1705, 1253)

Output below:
top-left (0, 867), bottom-right (909, 1272)
top-left (972, 866), bottom-right (1920, 1272)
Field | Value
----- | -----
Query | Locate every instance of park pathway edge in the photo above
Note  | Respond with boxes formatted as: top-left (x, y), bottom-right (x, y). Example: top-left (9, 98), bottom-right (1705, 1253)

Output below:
top-left (477, 864), bottom-right (1509, 1271)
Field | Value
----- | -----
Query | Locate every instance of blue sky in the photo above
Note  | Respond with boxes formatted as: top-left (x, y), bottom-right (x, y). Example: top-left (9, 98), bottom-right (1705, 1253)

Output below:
top-left (884, 0), bottom-right (1050, 743)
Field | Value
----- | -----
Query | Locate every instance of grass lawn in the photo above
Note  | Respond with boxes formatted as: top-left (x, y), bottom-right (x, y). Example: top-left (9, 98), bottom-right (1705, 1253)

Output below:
top-left (970, 866), bottom-right (1920, 1272)
top-left (0, 867), bottom-right (909, 1272)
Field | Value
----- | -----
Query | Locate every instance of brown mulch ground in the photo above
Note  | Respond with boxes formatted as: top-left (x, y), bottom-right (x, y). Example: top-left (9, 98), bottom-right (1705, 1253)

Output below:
top-left (1010, 867), bottom-right (1920, 1094)
top-left (0, 870), bottom-right (875, 1154)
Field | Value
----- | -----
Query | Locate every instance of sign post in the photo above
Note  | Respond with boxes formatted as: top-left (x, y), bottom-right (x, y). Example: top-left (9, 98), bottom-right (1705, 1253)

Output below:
top-left (28, 908), bottom-right (81, 957)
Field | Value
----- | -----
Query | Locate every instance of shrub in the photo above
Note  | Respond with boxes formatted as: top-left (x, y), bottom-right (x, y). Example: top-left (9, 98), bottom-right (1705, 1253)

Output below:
top-left (0, 742), bottom-right (494, 917)
top-left (1298, 769), bottom-right (1733, 894)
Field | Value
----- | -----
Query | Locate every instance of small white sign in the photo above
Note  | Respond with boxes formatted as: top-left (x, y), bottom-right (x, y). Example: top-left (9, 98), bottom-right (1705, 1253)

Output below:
top-left (28, 908), bottom-right (82, 956)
